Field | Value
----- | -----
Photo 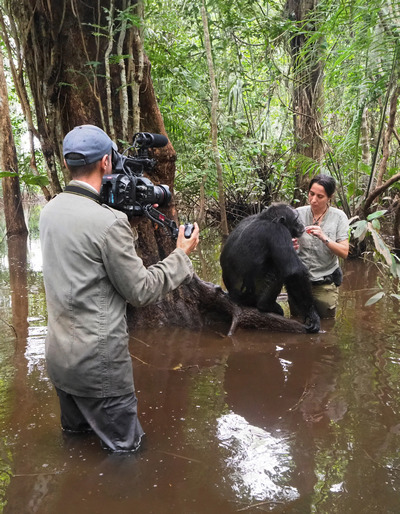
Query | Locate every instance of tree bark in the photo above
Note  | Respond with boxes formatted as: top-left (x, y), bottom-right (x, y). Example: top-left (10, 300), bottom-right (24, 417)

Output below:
top-left (363, 172), bottom-right (400, 217)
top-left (0, 48), bottom-right (28, 240)
top-left (4, 0), bottom-right (65, 194)
top-left (6, 0), bottom-right (175, 259)
top-left (286, 0), bottom-right (325, 198)
top-left (0, 10), bottom-right (52, 201)
top-left (394, 201), bottom-right (400, 254)
top-left (376, 86), bottom-right (400, 188)
top-left (360, 106), bottom-right (371, 166)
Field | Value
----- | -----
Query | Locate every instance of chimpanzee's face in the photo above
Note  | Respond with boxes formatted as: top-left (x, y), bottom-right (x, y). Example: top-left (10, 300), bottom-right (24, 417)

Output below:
top-left (262, 204), bottom-right (305, 238)
top-left (289, 210), bottom-right (305, 238)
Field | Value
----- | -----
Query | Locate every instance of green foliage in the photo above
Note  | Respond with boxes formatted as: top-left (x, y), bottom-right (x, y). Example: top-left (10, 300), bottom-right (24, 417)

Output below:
top-left (21, 173), bottom-right (49, 188)
top-left (145, 0), bottom-right (291, 206)
top-left (0, 171), bottom-right (16, 179)
top-left (351, 210), bottom-right (400, 305)
top-left (0, 168), bottom-right (48, 189)
top-left (320, 0), bottom-right (400, 208)
top-left (0, 50), bottom-right (49, 194)
top-left (26, 203), bottom-right (41, 239)
top-left (3, 0), bottom-right (400, 225)
top-left (143, 0), bottom-right (400, 219)
top-left (17, 152), bottom-right (49, 192)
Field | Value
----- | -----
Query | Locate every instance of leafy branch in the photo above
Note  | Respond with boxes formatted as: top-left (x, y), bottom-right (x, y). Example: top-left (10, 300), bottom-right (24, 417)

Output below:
top-left (351, 210), bottom-right (400, 305)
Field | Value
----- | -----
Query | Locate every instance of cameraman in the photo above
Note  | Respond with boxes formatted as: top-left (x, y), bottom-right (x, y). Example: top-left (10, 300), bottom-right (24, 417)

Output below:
top-left (39, 124), bottom-right (199, 452)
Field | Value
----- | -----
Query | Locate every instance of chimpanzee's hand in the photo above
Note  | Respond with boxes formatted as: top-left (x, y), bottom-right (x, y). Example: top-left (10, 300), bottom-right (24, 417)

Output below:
top-left (304, 306), bottom-right (320, 333)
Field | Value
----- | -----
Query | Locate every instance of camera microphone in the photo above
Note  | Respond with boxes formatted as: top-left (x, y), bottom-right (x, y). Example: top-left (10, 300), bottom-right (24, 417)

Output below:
top-left (134, 132), bottom-right (168, 149)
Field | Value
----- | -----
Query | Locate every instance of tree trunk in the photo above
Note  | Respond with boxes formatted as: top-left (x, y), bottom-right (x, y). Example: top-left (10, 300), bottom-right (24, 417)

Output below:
top-left (361, 106), bottom-right (371, 166)
top-left (0, 11), bottom-right (52, 201)
top-left (201, 1), bottom-right (229, 238)
top-left (376, 86), bottom-right (400, 188)
top-left (394, 201), bottom-right (400, 254)
top-left (0, 48), bottom-right (28, 240)
top-left (198, 174), bottom-right (207, 228)
top-left (286, 0), bottom-right (325, 198)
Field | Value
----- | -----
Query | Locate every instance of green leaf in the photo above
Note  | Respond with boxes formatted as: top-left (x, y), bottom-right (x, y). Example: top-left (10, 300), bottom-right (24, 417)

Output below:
top-left (352, 220), bottom-right (368, 239)
top-left (371, 218), bottom-right (381, 230)
top-left (365, 291), bottom-right (384, 306)
top-left (22, 175), bottom-right (49, 187)
top-left (0, 171), bottom-right (17, 178)
top-left (390, 257), bottom-right (400, 279)
top-left (367, 210), bottom-right (387, 221)
top-left (390, 294), bottom-right (400, 301)
top-left (85, 60), bottom-right (102, 68)
top-left (369, 224), bottom-right (393, 266)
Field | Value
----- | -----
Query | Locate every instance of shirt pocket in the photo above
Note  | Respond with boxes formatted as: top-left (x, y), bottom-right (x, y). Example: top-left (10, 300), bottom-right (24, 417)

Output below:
top-left (299, 232), bottom-right (314, 250)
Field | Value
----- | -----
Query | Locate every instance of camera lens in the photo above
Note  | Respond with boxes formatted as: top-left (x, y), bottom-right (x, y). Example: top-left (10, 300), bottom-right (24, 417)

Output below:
top-left (153, 185), bottom-right (171, 207)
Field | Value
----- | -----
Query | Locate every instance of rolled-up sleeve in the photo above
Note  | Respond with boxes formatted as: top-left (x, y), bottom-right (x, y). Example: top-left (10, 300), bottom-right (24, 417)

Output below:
top-left (336, 211), bottom-right (350, 242)
top-left (101, 218), bottom-right (194, 307)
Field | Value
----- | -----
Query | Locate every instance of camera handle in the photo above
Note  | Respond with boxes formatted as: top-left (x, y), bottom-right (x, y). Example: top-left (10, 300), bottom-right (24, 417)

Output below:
top-left (143, 205), bottom-right (179, 240)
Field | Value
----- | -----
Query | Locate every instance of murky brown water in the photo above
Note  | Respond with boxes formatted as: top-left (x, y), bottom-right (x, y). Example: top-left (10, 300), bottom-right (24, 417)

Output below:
top-left (1, 227), bottom-right (400, 513)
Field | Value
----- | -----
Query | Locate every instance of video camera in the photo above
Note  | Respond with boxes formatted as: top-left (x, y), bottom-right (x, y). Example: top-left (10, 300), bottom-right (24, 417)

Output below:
top-left (100, 132), bottom-right (180, 239)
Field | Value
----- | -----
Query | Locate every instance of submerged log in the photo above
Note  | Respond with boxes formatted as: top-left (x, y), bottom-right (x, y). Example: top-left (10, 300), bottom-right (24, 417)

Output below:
top-left (129, 274), bottom-right (306, 336)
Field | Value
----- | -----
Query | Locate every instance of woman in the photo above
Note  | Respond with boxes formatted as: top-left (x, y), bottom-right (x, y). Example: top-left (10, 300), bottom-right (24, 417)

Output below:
top-left (293, 174), bottom-right (349, 319)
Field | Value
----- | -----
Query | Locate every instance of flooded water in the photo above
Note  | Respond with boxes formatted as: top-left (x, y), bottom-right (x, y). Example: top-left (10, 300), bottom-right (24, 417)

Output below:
top-left (1, 214), bottom-right (400, 513)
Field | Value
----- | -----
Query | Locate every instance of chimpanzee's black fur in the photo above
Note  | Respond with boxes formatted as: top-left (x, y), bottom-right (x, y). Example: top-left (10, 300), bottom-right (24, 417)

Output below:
top-left (220, 203), bottom-right (320, 333)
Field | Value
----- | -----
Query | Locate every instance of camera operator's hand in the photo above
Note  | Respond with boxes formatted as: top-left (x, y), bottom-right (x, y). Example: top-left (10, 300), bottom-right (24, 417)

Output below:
top-left (177, 222), bottom-right (200, 255)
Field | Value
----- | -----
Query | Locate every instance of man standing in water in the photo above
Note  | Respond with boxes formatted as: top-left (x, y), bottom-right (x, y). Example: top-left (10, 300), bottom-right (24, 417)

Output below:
top-left (39, 124), bottom-right (199, 452)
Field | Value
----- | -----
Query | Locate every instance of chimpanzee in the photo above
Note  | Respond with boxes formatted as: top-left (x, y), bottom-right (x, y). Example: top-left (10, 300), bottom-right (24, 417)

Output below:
top-left (220, 203), bottom-right (320, 333)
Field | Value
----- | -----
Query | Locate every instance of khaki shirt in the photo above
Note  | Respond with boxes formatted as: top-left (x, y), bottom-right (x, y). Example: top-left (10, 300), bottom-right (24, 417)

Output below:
top-left (296, 206), bottom-right (349, 281)
top-left (39, 181), bottom-right (193, 398)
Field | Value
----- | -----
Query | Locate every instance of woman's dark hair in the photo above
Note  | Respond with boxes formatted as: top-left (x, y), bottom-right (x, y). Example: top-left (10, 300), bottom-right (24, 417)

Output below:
top-left (308, 174), bottom-right (336, 198)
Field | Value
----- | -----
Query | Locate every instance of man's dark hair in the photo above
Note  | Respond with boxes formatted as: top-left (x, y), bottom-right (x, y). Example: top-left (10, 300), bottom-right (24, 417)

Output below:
top-left (65, 153), bottom-right (100, 178)
top-left (309, 174), bottom-right (336, 198)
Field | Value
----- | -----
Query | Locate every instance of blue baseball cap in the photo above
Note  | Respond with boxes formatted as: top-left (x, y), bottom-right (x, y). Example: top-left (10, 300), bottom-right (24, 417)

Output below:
top-left (63, 124), bottom-right (117, 166)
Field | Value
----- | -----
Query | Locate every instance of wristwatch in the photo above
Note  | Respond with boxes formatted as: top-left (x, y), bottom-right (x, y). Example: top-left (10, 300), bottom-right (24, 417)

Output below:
top-left (325, 238), bottom-right (331, 245)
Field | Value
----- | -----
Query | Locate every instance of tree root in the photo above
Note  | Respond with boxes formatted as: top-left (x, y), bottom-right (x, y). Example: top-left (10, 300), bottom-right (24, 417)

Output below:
top-left (129, 274), bottom-right (306, 335)
top-left (187, 274), bottom-right (306, 335)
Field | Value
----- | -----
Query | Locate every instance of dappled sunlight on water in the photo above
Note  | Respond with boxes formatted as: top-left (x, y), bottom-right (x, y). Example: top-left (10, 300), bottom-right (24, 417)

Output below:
top-left (24, 325), bottom-right (47, 378)
top-left (217, 412), bottom-right (299, 503)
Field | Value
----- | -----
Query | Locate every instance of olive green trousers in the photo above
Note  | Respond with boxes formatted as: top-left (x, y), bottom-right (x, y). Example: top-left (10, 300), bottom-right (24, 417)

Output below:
top-left (311, 283), bottom-right (339, 319)
top-left (288, 283), bottom-right (339, 319)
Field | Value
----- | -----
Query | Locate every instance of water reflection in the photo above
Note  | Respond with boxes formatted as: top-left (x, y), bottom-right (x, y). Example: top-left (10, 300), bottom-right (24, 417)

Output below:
top-left (1, 226), bottom-right (400, 513)
top-left (7, 234), bottom-right (28, 343)
top-left (219, 340), bottom-right (346, 507)
top-left (0, 233), bottom-right (28, 513)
